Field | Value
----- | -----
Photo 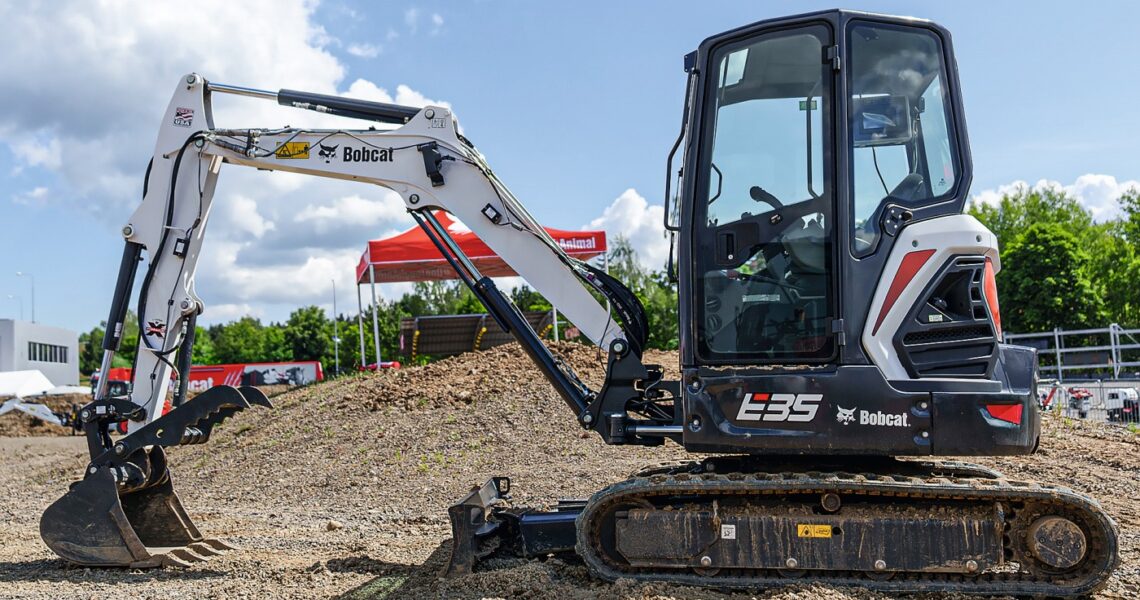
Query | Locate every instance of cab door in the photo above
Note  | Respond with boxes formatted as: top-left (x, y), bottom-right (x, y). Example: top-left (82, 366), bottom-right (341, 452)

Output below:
top-left (685, 20), bottom-right (839, 366)
top-left (839, 18), bottom-right (973, 366)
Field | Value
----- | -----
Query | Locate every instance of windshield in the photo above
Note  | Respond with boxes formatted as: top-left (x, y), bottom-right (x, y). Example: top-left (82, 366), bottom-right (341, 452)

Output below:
top-left (849, 22), bottom-right (959, 256)
top-left (695, 24), bottom-right (835, 362)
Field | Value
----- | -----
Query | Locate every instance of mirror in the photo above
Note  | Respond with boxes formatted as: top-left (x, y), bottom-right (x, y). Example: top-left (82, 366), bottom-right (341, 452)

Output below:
top-left (851, 95), bottom-right (913, 147)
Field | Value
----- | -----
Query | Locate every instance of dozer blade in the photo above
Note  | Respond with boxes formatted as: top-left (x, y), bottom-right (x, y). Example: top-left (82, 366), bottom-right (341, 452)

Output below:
top-left (444, 477), bottom-right (583, 577)
top-left (41, 385), bottom-right (271, 568)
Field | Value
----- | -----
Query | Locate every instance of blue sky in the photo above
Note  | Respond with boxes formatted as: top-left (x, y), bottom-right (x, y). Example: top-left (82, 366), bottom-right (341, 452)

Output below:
top-left (1, 0), bottom-right (1138, 333)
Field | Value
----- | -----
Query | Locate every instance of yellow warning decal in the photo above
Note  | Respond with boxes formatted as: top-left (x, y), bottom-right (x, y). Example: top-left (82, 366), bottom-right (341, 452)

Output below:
top-left (275, 142), bottom-right (310, 159)
top-left (796, 524), bottom-right (832, 538)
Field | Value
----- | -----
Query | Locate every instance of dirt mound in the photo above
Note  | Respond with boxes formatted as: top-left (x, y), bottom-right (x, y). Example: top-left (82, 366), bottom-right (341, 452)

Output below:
top-left (0, 412), bottom-right (71, 437)
top-left (0, 342), bottom-right (1137, 599)
top-left (0, 388), bottom-right (295, 439)
top-left (0, 394), bottom-right (84, 437)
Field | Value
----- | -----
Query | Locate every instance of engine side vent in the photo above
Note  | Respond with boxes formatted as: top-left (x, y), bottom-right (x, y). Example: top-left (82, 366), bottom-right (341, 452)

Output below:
top-left (893, 257), bottom-right (998, 379)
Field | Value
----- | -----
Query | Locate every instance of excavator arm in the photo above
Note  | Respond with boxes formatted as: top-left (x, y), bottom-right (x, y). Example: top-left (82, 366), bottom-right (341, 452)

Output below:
top-left (114, 74), bottom-right (637, 429)
top-left (41, 74), bottom-right (679, 569)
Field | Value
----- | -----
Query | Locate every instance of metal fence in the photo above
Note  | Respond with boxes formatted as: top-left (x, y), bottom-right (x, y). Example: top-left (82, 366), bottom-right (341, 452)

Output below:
top-left (1035, 378), bottom-right (1140, 424)
top-left (1005, 324), bottom-right (1140, 381)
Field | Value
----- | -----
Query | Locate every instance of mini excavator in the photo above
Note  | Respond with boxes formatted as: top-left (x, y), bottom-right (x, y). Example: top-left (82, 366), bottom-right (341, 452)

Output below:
top-left (41, 10), bottom-right (1119, 596)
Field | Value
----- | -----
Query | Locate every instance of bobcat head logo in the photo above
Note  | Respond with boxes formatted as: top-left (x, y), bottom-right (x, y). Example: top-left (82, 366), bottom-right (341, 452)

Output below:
top-left (318, 144), bottom-right (338, 163)
top-left (836, 406), bottom-right (856, 425)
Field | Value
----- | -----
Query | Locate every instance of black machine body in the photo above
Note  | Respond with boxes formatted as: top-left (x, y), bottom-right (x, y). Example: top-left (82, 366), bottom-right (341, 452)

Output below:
top-left (652, 9), bottom-right (1041, 458)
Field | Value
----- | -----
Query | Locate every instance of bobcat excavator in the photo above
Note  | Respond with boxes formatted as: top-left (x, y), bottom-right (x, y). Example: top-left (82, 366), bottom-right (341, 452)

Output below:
top-left (41, 10), bottom-right (1119, 596)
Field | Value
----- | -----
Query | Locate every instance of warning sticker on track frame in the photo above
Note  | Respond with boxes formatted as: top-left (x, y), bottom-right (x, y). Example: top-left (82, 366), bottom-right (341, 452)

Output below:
top-left (796, 524), bottom-right (832, 538)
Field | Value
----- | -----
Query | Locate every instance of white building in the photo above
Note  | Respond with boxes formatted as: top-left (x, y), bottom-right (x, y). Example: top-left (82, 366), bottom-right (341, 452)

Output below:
top-left (0, 320), bottom-right (79, 385)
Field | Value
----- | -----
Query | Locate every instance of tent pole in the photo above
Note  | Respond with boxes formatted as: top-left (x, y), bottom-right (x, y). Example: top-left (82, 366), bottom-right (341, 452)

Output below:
top-left (356, 282), bottom-right (366, 368)
top-left (553, 307), bottom-right (559, 342)
top-left (370, 265), bottom-right (382, 367)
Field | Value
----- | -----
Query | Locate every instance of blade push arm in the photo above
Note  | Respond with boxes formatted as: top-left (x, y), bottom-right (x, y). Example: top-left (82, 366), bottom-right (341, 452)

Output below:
top-left (112, 74), bottom-right (630, 432)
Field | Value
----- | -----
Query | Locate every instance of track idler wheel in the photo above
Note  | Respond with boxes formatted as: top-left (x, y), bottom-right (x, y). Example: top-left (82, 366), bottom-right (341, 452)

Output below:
top-left (1027, 516), bottom-right (1087, 571)
top-left (40, 445), bottom-right (231, 567)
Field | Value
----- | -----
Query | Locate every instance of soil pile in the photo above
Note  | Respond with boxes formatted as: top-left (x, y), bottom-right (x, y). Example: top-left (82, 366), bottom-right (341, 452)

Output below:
top-left (0, 394), bottom-right (84, 437)
top-left (0, 412), bottom-right (71, 437)
top-left (0, 342), bottom-right (1137, 599)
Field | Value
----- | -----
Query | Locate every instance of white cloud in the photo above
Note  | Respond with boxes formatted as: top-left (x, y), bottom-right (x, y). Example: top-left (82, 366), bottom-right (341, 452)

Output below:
top-left (430, 13), bottom-right (444, 34)
top-left (585, 188), bottom-right (669, 270)
top-left (0, 0), bottom-right (452, 325)
top-left (196, 241), bottom-right (361, 307)
top-left (10, 135), bottom-right (61, 172)
top-left (0, 0), bottom-right (345, 215)
top-left (404, 8), bottom-right (420, 33)
top-left (343, 79), bottom-right (451, 110)
top-left (293, 193), bottom-right (410, 232)
top-left (346, 43), bottom-right (381, 58)
top-left (204, 303), bottom-right (263, 322)
top-left (218, 195), bottom-right (275, 238)
top-left (971, 174), bottom-right (1140, 222)
top-left (12, 186), bottom-right (49, 206)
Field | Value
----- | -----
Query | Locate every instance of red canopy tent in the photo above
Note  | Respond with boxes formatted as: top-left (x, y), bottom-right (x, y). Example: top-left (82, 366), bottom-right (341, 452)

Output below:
top-left (353, 211), bottom-right (607, 365)
top-left (355, 211), bottom-right (607, 284)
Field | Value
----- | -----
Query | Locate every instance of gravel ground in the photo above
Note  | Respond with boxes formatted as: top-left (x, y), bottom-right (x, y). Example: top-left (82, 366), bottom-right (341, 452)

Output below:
top-left (1, 343), bottom-right (1138, 599)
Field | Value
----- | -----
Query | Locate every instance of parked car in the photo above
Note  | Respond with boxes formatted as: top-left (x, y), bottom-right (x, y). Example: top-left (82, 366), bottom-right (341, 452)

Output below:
top-left (1105, 388), bottom-right (1139, 423)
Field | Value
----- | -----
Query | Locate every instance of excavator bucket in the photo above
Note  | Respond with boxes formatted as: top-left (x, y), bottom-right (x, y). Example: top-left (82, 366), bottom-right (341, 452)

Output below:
top-left (40, 446), bottom-right (232, 567)
top-left (41, 385), bottom-right (271, 567)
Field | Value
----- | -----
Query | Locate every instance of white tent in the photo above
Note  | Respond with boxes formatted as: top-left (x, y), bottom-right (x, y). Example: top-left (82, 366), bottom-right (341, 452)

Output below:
top-left (0, 399), bottom-right (62, 425)
top-left (45, 385), bottom-right (92, 396)
top-left (0, 370), bottom-right (66, 427)
top-left (0, 370), bottom-right (54, 399)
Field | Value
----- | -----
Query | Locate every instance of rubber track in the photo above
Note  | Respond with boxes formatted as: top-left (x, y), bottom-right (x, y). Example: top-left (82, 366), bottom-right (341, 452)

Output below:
top-left (575, 469), bottom-right (1119, 597)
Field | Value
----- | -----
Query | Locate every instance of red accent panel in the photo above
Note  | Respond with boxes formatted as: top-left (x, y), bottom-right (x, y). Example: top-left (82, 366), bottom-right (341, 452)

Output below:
top-left (752, 393), bottom-right (770, 402)
top-left (986, 403), bottom-right (1022, 426)
top-left (983, 257), bottom-right (1003, 341)
top-left (872, 249), bottom-right (937, 335)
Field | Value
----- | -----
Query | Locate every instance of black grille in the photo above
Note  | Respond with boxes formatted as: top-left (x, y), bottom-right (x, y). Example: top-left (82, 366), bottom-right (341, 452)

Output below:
top-left (903, 324), bottom-right (994, 345)
top-left (893, 257), bottom-right (999, 379)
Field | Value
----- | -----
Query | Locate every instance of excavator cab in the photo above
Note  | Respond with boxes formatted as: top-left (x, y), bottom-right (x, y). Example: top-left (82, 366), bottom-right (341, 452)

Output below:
top-left (666, 11), bottom-right (1040, 456)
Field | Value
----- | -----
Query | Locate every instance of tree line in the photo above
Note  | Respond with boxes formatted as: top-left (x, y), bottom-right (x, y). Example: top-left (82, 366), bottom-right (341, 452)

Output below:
top-left (77, 184), bottom-right (1140, 376)
top-left (969, 186), bottom-right (1140, 333)
top-left (76, 237), bottom-right (675, 378)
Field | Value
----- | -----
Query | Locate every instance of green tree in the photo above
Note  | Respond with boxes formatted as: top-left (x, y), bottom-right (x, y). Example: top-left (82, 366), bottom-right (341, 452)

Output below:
top-left (284, 306), bottom-right (332, 362)
top-left (78, 325), bottom-right (104, 375)
top-left (261, 325), bottom-right (291, 362)
top-left (597, 236), bottom-right (679, 350)
top-left (511, 285), bottom-right (552, 312)
top-left (1117, 187), bottom-right (1140, 247)
top-left (190, 326), bottom-right (216, 365)
top-left (999, 223), bottom-right (1104, 332)
top-left (110, 311), bottom-right (139, 368)
top-left (211, 316), bottom-right (269, 363)
top-left (969, 185), bottom-right (1094, 247)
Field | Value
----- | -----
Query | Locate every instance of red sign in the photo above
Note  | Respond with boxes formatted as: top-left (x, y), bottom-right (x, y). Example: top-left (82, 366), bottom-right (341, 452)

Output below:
top-left (95, 361), bottom-right (325, 392)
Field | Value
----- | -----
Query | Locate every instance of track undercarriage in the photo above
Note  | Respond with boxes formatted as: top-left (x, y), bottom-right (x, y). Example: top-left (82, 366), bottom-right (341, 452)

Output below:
top-left (450, 458), bottom-right (1119, 597)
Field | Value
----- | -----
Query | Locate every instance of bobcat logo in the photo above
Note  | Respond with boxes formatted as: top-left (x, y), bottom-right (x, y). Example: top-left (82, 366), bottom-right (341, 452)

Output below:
top-left (836, 406), bottom-right (856, 425)
top-left (318, 144), bottom-right (339, 163)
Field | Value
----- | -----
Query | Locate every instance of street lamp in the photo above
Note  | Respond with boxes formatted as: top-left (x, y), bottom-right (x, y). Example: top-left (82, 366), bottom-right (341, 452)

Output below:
top-left (6, 294), bottom-right (23, 321)
top-left (15, 271), bottom-right (34, 323)
top-left (332, 278), bottom-right (340, 376)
